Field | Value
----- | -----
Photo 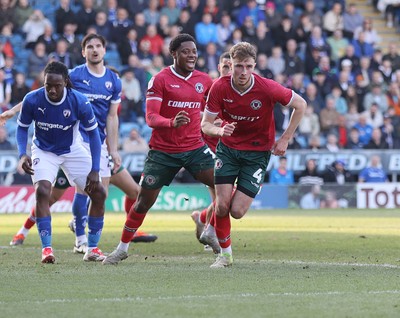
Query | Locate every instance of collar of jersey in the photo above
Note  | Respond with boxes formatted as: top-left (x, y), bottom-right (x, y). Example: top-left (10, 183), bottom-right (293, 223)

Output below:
top-left (169, 65), bottom-right (193, 81)
top-left (44, 87), bottom-right (67, 106)
top-left (230, 74), bottom-right (254, 96)
top-left (85, 63), bottom-right (106, 78)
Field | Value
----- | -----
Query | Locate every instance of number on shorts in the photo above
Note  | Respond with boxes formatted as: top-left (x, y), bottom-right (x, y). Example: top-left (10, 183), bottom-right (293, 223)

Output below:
top-left (204, 147), bottom-right (216, 159)
top-left (253, 168), bottom-right (263, 183)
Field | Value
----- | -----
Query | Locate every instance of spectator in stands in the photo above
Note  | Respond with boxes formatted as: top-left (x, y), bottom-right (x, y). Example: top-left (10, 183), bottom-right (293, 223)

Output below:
top-left (0, 0), bottom-right (16, 31)
top-left (363, 83), bottom-right (389, 113)
top-left (362, 102), bottom-right (384, 129)
top-left (240, 15), bottom-right (256, 43)
top-left (295, 14), bottom-right (313, 55)
top-left (227, 28), bottom-right (244, 47)
top-left (118, 28), bottom-right (139, 65)
top-left (55, 0), bottom-right (77, 34)
top-left (339, 44), bottom-right (360, 73)
top-left (93, 10), bottom-right (113, 44)
top-left (49, 38), bottom-right (75, 69)
top-left (4, 162), bottom-right (32, 185)
top-left (160, 0), bottom-right (181, 25)
top-left (320, 96), bottom-right (340, 136)
top-left (22, 9), bottom-right (52, 49)
top-left (343, 3), bottom-right (364, 40)
top-left (354, 56), bottom-right (372, 112)
top-left (282, 2), bottom-right (300, 28)
top-left (303, 0), bottom-right (323, 27)
top-left (386, 81), bottom-right (400, 116)
top-left (124, 54), bottom-right (147, 96)
top-left (122, 128), bottom-right (149, 154)
top-left (111, 7), bottom-right (134, 46)
top-left (353, 18), bottom-right (381, 48)
top-left (143, 0), bottom-right (160, 26)
top-left (120, 69), bottom-right (144, 123)
top-left (0, 126), bottom-right (13, 150)
top-left (303, 82), bottom-right (324, 114)
top-left (344, 87), bottom-right (359, 116)
top-left (291, 73), bottom-right (306, 96)
top-left (368, 47), bottom-right (382, 71)
top-left (13, 0), bottom-right (34, 32)
top-left (352, 31), bottom-right (374, 58)
top-left (265, 1), bottom-right (282, 33)
top-left (1, 56), bottom-right (16, 85)
top-left (345, 127), bottom-right (364, 150)
top-left (298, 105), bottom-right (320, 142)
top-left (236, 0), bottom-right (265, 27)
top-left (186, 0), bottom-right (203, 25)
top-left (269, 156), bottom-right (294, 185)
top-left (383, 42), bottom-right (400, 71)
top-left (273, 102), bottom-right (293, 137)
top-left (323, 2), bottom-right (344, 36)
top-left (203, 0), bottom-right (221, 24)
top-left (195, 13), bottom-right (217, 52)
top-left (203, 42), bottom-right (219, 74)
top-left (61, 23), bottom-right (84, 65)
top-left (364, 127), bottom-right (389, 149)
top-left (10, 72), bottom-right (29, 104)
top-left (76, 0), bottom-right (97, 35)
top-left (306, 25), bottom-right (331, 60)
top-left (337, 115), bottom-right (348, 147)
top-left (123, 0), bottom-right (148, 18)
top-left (300, 184), bottom-right (321, 209)
top-left (132, 12), bottom-right (147, 42)
top-left (287, 134), bottom-right (303, 149)
top-left (326, 29), bottom-right (348, 64)
top-left (0, 69), bottom-right (11, 111)
top-left (379, 58), bottom-right (395, 85)
top-left (27, 42), bottom-right (48, 80)
top-left (137, 39), bottom-right (153, 66)
top-left (216, 11), bottom-right (235, 50)
top-left (251, 21), bottom-right (272, 57)
top-left (324, 133), bottom-right (340, 152)
top-left (323, 159), bottom-right (354, 184)
top-left (353, 114), bottom-right (373, 146)
top-left (140, 24), bottom-right (164, 56)
top-left (358, 155), bottom-right (388, 183)
top-left (312, 69), bottom-right (334, 101)
top-left (380, 114), bottom-right (396, 149)
top-left (267, 46), bottom-right (285, 78)
top-left (337, 65), bottom-right (355, 94)
top-left (176, 9), bottom-right (195, 36)
top-left (327, 85), bottom-right (347, 115)
top-left (298, 159), bottom-right (324, 185)
top-left (255, 53), bottom-right (273, 79)
top-left (307, 134), bottom-right (323, 152)
top-left (273, 15), bottom-right (297, 52)
top-left (36, 24), bottom-right (57, 55)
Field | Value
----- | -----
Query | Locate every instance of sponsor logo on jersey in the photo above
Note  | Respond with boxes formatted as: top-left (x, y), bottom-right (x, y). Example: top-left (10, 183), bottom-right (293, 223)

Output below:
top-left (167, 100), bottom-right (201, 109)
top-left (170, 84), bottom-right (180, 88)
top-left (36, 121), bottom-right (72, 131)
top-left (223, 99), bottom-right (233, 103)
top-left (83, 80), bottom-right (90, 86)
top-left (223, 110), bottom-right (260, 122)
top-left (105, 81), bottom-right (112, 89)
top-left (63, 109), bottom-right (71, 118)
top-left (38, 107), bottom-right (46, 114)
top-left (250, 100), bottom-right (262, 110)
top-left (195, 82), bottom-right (204, 93)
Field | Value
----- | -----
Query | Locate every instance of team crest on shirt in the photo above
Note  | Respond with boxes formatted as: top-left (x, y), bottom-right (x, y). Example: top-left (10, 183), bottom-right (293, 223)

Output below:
top-left (33, 158), bottom-right (40, 166)
top-left (195, 82), bottom-right (204, 93)
top-left (215, 159), bottom-right (223, 170)
top-left (63, 109), bottom-right (71, 118)
top-left (105, 81), bottom-right (112, 89)
top-left (250, 100), bottom-right (262, 110)
top-left (144, 175), bottom-right (156, 186)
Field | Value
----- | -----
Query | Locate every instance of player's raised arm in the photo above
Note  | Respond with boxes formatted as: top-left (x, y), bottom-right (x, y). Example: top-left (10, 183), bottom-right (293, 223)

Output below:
top-left (201, 110), bottom-right (236, 138)
top-left (0, 102), bottom-right (22, 125)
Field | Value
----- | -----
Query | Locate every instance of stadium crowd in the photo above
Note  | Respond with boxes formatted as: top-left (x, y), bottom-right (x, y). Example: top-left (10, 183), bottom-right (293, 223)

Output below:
top-left (0, 0), bottom-right (400, 178)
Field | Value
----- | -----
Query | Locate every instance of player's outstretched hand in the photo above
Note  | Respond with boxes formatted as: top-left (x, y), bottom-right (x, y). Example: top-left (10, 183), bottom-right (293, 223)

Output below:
top-left (110, 151), bottom-right (121, 173)
top-left (85, 170), bottom-right (100, 194)
top-left (219, 122), bottom-right (236, 137)
top-left (271, 137), bottom-right (289, 157)
top-left (0, 109), bottom-right (16, 126)
top-left (20, 155), bottom-right (34, 175)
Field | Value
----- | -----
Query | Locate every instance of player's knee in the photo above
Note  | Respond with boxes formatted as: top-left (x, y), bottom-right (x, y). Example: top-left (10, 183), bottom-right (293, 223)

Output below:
top-left (230, 208), bottom-right (246, 219)
top-left (35, 183), bottom-right (52, 203)
top-left (89, 184), bottom-right (107, 203)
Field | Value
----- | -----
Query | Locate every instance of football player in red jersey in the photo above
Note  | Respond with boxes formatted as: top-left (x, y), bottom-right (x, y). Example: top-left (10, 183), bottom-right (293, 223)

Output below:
top-left (201, 42), bottom-right (307, 268)
top-left (103, 34), bottom-right (216, 265)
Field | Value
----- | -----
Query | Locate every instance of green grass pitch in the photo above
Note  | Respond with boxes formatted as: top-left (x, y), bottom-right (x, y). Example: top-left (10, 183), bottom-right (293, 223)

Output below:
top-left (0, 209), bottom-right (400, 318)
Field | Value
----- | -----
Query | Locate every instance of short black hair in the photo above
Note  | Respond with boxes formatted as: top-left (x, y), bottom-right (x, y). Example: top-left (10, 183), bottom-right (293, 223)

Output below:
top-left (44, 61), bottom-right (73, 88)
top-left (81, 33), bottom-right (106, 50)
top-left (169, 33), bottom-right (196, 54)
top-left (219, 51), bottom-right (230, 63)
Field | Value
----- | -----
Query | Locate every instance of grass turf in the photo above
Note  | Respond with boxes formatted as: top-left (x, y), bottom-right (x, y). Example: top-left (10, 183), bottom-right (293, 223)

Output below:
top-left (0, 209), bottom-right (400, 318)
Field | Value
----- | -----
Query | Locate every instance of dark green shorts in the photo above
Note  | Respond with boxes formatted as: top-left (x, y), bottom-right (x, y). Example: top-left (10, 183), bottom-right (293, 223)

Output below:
top-left (214, 142), bottom-right (271, 198)
top-left (140, 145), bottom-right (215, 189)
top-left (54, 168), bottom-right (71, 189)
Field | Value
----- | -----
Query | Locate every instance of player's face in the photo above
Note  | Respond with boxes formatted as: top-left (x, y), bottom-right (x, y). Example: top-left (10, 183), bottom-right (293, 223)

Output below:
top-left (173, 41), bottom-right (198, 75)
top-left (218, 58), bottom-right (231, 77)
top-left (231, 57), bottom-right (256, 91)
top-left (44, 73), bottom-right (66, 102)
top-left (82, 38), bottom-right (106, 65)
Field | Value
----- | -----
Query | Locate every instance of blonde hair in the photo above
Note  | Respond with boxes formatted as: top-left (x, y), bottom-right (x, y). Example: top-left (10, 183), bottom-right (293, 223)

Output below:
top-left (229, 42), bottom-right (257, 61)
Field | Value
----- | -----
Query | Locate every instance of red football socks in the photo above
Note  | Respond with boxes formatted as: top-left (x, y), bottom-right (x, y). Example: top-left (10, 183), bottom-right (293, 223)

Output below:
top-left (121, 208), bottom-right (146, 243)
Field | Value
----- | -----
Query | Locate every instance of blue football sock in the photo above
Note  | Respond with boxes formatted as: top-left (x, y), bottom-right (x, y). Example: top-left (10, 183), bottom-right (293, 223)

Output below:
top-left (72, 193), bottom-right (89, 237)
top-left (87, 216), bottom-right (104, 248)
top-left (36, 216), bottom-right (52, 248)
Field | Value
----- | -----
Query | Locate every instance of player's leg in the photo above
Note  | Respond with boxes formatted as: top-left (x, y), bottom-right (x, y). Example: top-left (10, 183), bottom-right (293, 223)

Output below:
top-left (9, 174), bottom-right (68, 246)
top-left (103, 149), bottom-right (181, 264)
top-left (30, 148), bottom-right (61, 263)
top-left (110, 167), bottom-right (158, 243)
top-left (63, 145), bottom-right (107, 262)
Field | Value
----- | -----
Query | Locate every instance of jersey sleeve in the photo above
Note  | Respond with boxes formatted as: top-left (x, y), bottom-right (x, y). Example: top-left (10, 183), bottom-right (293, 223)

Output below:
top-left (146, 74), bottom-right (164, 102)
top-left (77, 94), bottom-right (98, 132)
top-left (17, 94), bottom-right (34, 127)
top-left (267, 79), bottom-right (294, 107)
top-left (111, 72), bottom-right (122, 104)
top-left (205, 80), bottom-right (223, 115)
